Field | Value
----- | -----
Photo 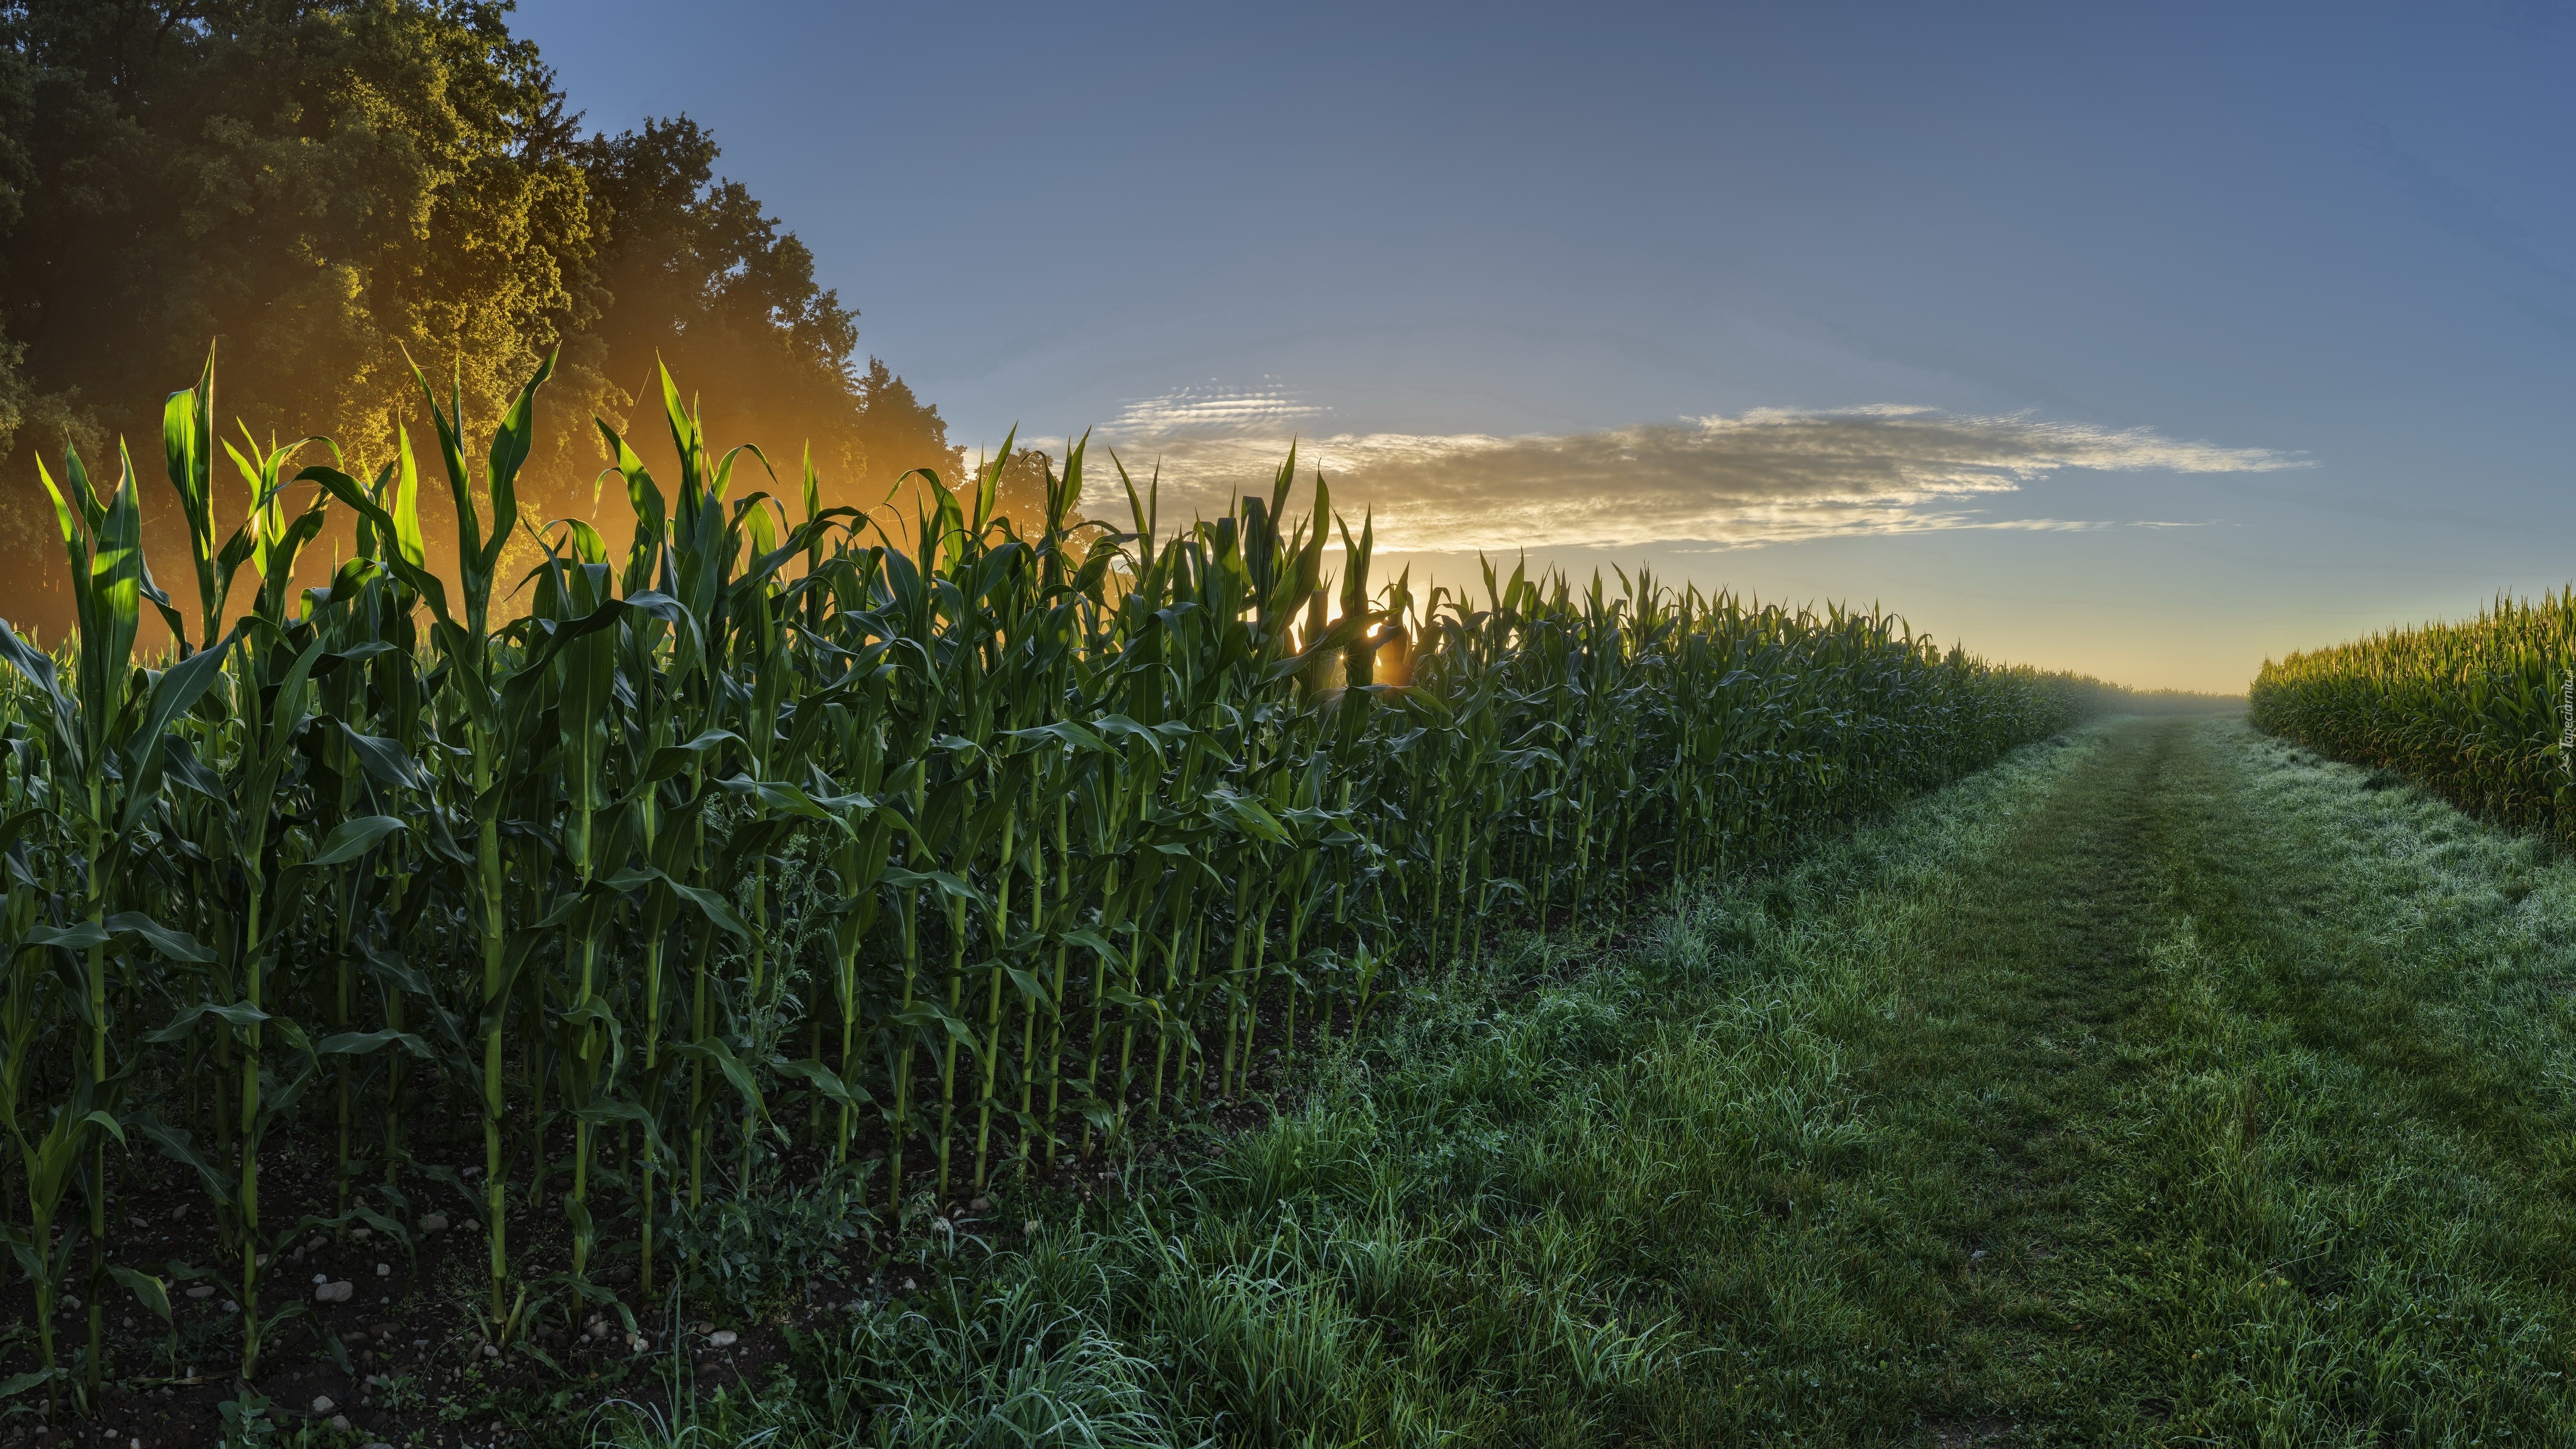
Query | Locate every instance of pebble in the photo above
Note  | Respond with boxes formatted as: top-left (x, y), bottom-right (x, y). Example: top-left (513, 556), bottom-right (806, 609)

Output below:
top-left (708, 1330), bottom-right (737, 1348)
top-left (419, 1214), bottom-right (448, 1233)
top-left (350, 1227), bottom-right (370, 1240)
top-left (375, 1263), bottom-right (390, 1277)
top-left (329, 1417), bottom-right (350, 1433)
top-left (58, 1295), bottom-right (77, 1312)
top-left (313, 1273), bottom-right (329, 1285)
top-left (481, 1343), bottom-right (498, 1358)
top-left (315, 1281), bottom-right (354, 1303)
top-left (311, 1395), bottom-right (335, 1414)
top-left (222, 1299), bottom-right (239, 1313)
top-left (184, 1286), bottom-right (214, 1300)
top-left (968, 1196), bottom-right (990, 1213)
top-left (168, 1204), bottom-right (187, 1222)
top-left (365, 1442), bottom-right (396, 1449)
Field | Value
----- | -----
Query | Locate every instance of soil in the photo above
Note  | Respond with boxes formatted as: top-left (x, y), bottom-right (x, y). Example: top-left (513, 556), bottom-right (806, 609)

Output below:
top-left (0, 1020), bottom-right (1323, 1448)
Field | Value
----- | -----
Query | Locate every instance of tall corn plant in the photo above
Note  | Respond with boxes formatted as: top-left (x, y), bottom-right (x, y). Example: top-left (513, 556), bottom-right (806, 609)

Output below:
top-left (0, 439), bottom-right (229, 1399)
top-left (0, 346), bottom-right (2111, 1409)
top-left (2252, 590), bottom-right (2576, 833)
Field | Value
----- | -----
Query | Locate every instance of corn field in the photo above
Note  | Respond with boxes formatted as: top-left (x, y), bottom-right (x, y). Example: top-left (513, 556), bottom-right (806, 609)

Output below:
top-left (2250, 592), bottom-right (2576, 832)
top-left (0, 348), bottom-right (2098, 1399)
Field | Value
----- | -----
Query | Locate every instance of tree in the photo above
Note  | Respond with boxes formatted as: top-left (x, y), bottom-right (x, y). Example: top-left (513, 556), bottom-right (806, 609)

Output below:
top-left (576, 117), bottom-right (962, 526)
top-left (0, 0), bottom-right (606, 572)
top-left (0, 0), bottom-right (963, 632)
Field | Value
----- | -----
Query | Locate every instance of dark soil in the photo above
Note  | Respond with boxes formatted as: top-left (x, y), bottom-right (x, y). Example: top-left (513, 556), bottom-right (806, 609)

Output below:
top-left (0, 1019), bottom-right (1329, 1447)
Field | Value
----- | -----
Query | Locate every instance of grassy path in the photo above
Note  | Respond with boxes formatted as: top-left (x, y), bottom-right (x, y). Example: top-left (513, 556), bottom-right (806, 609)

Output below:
top-left (1723, 714), bottom-right (2576, 1444)
top-left (619, 717), bottom-right (2576, 1447)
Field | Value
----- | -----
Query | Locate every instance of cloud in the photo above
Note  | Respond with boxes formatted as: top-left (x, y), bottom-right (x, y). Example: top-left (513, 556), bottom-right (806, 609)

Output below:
top-left (1087, 400), bottom-right (2302, 552)
top-left (1104, 378), bottom-right (1324, 435)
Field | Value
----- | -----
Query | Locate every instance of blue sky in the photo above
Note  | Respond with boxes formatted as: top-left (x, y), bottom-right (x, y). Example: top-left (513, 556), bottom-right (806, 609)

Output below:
top-left (517, 0), bottom-right (2576, 691)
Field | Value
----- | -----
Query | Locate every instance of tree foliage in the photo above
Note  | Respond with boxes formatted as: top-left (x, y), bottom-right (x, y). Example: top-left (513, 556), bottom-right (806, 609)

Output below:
top-left (580, 117), bottom-right (962, 513)
top-left (0, 0), bottom-right (961, 627)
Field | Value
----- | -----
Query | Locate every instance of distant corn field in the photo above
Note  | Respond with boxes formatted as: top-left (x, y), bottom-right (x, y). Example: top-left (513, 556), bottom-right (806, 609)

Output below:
top-left (0, 347), bottom-right (2102, 1397)
top-left (2250, 594), bottom-right (2576, 830)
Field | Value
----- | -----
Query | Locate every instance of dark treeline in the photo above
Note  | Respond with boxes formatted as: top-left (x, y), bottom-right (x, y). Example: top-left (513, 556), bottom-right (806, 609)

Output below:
top-left (0, 0), bottom-right (963, 636)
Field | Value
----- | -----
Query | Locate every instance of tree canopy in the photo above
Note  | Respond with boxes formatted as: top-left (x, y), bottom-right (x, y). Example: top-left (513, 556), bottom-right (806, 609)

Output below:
top-left (0, 0), bottom-right (964, 628)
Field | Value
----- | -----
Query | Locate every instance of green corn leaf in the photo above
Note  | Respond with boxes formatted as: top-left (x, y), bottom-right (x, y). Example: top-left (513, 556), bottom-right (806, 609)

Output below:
top-left (772, 1057), bottom-right (873, 1110)
top-left (313, 1030), bottom-right (431, 1058)
top-left (109, 1266), bottom-right (172, 1325)
top-left (146, 1000), bottom-right (270, 1044)
top-left (308, 815), bottom-right (409, 867)
top-left (879, 866), bottom-right (983, 908)
top-left (21, 915), bottom-right (206, 962)
top-left (124, 1115), bottom-right (233, 1207)
top-left (673, 1038), bottom-right (765, 1118)
top-left (599, 865), bottom-right (751, 941)
top-left (101, 912), bottom-right (214, 963)
top-left (571, 1098), bottom-right (672, 1161)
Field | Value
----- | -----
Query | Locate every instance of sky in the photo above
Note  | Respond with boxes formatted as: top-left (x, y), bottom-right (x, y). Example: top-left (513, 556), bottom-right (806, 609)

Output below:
top-left (516, 0), bottom-right (2576, 693)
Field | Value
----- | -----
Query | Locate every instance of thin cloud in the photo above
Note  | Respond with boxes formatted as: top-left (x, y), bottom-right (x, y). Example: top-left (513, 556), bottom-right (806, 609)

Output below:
top-left (1674, 513), bottom-right (2222, 553)
top-left (1091, 402), bottom-right (2302, 551)
top-left (1106, 379), bottom-right (1324, 435)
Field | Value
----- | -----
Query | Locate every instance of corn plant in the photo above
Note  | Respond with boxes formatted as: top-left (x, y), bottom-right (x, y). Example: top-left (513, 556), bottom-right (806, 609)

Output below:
top-left (0, 345), bottom-right (2110, 1405)
top-left (2251, 592), bottom-right (2576, 832)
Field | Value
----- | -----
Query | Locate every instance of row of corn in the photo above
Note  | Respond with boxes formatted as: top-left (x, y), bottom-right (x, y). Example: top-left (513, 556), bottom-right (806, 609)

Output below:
top-left (0, 349), bottom-right (2100, 1394)
top-left (2249, 592), bottom-right (2576, 830)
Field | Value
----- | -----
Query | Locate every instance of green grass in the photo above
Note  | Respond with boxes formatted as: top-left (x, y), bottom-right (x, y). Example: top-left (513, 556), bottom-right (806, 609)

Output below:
top-left (602, 716), bottom-right (2576, 1446)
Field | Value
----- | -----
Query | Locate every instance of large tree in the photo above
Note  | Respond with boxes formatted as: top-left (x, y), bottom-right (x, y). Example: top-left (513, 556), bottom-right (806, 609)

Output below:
top-left (0, 0), bottom-right (961, 631)
top-left (578, 116), bottom-right (963, 520)
top-left (0, 1), bottom-right (602, 541)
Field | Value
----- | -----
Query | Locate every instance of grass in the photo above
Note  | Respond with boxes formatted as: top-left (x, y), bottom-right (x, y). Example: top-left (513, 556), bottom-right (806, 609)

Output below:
top-left (588, 716), bottom-right (2576, 1446)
